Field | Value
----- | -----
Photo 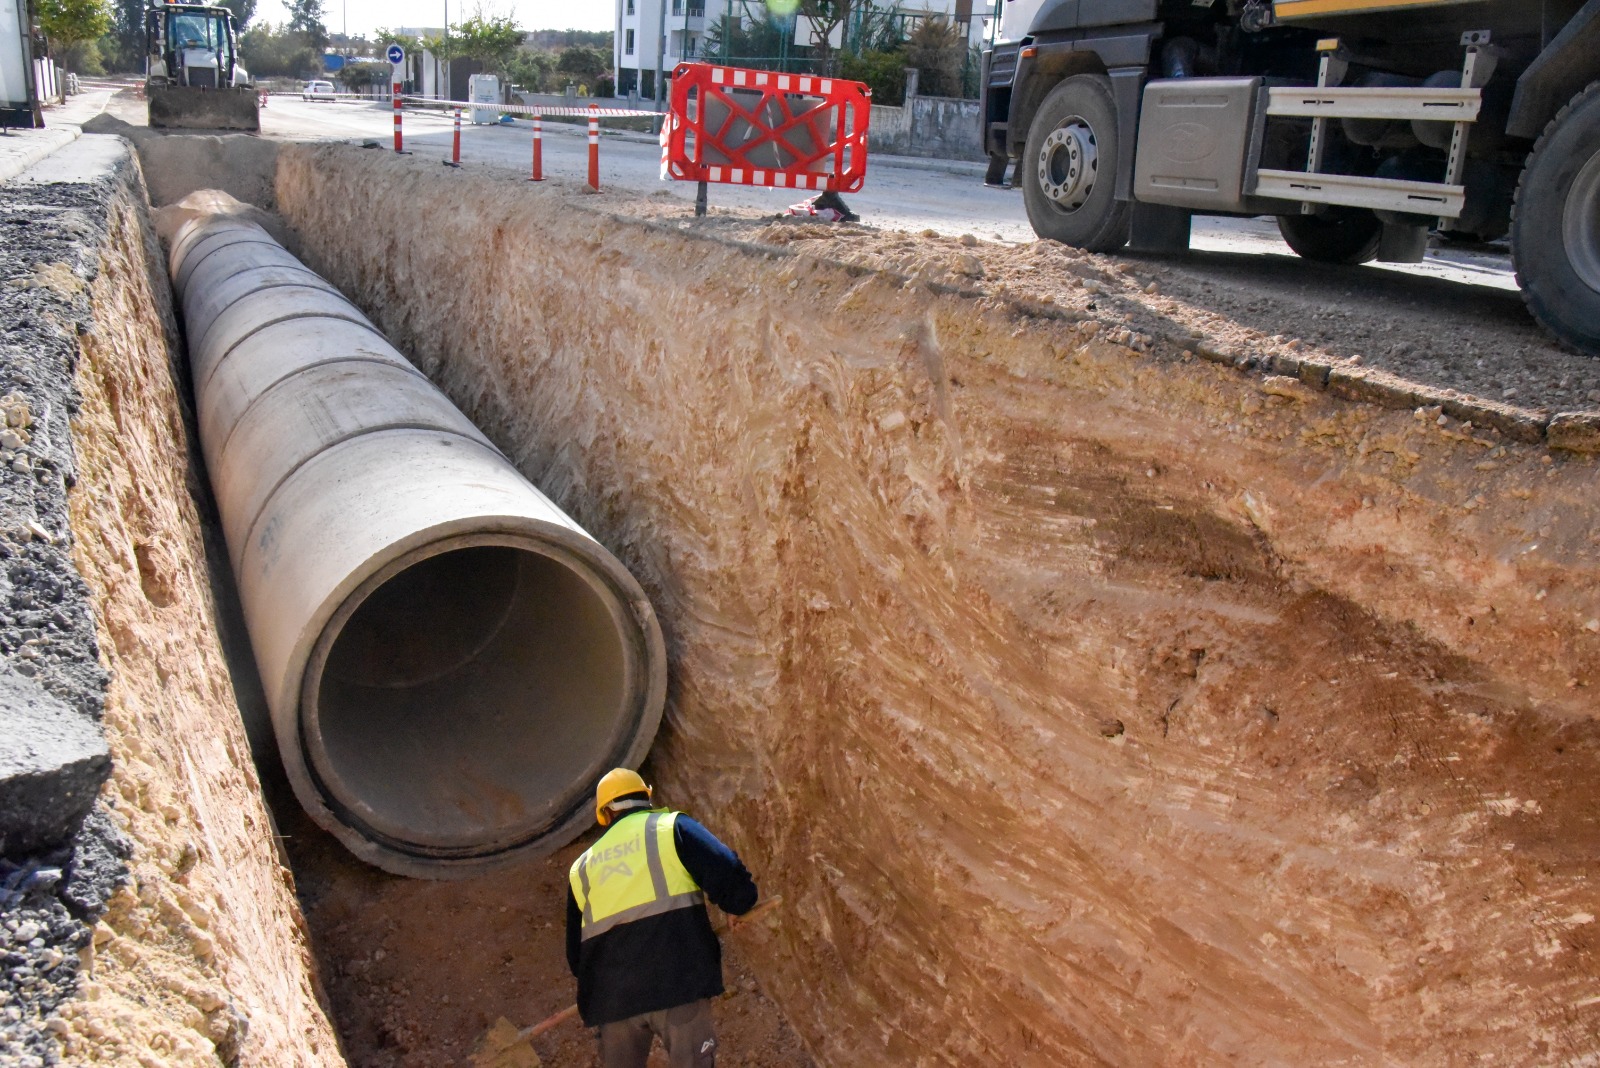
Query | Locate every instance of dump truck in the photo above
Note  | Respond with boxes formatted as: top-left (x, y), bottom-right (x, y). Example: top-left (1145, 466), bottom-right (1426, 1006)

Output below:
top-left (980, 0), bottom-right (1600, 355)
top-left (145, 1), bottom-right (258, 131)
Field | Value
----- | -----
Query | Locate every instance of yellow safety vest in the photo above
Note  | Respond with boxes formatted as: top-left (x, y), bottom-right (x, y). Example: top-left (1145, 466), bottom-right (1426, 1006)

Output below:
top-left (570, 810), bottom-right (704, 940)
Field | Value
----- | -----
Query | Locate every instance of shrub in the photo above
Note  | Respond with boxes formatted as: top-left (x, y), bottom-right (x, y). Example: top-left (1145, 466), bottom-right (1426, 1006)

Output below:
top-left (905, 16), bottom-right (961, 98)
top-left (837, 48), bottom-right (906, 105)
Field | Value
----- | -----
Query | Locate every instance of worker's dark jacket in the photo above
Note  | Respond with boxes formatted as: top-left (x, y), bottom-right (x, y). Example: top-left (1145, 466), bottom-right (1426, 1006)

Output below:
top-left (566, 809), bottom-right (758, 1026)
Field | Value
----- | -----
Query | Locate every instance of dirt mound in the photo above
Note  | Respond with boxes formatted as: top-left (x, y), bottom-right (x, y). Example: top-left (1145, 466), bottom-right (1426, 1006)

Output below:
top-left (86, 114), bottom-right (280, 216)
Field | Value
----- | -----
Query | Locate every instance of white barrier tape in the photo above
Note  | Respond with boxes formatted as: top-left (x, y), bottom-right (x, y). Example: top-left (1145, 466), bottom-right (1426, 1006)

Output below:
top-left (399, 95), bottom-right (658, 119)
top-left (269, 90), bottom-right (393, 102)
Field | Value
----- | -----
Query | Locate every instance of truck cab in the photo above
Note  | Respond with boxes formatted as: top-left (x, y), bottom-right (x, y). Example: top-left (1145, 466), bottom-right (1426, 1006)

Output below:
top-left (980, 0), bottom-right (1600, 355)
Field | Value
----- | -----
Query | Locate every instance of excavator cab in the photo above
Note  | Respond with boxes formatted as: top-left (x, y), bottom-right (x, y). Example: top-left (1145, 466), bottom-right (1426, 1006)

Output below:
top-left (145, 2), bottom-right (260, 131)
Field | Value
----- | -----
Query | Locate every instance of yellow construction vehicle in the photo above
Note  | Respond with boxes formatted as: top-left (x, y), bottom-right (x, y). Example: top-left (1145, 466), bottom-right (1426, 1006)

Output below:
top-left (145, 0), bottom-right (259, 131)
top-left (981, 0), bottom-right (1600, 354)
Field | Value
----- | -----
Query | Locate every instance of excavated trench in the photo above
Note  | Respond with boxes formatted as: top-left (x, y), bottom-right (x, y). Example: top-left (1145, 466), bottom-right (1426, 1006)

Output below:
top-left (12, 128), bottom-right (1600, 1066)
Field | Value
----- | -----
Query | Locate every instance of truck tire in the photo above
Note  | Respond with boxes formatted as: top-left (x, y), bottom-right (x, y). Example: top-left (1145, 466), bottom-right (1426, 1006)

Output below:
top-left (1021, 74), bottom-right (1131, 252)
top-left (1276, 209), bottom-right (1383, 265)
top-left (1512, 82), bottom-right (1600, 356)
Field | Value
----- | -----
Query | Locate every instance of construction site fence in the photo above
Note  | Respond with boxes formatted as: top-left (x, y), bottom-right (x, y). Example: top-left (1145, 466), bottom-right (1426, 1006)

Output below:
top-left (33, 60), bottom-right (67, 106)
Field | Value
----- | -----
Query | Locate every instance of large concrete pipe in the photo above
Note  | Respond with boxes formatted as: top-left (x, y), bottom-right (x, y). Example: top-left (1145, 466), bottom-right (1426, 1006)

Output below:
top-left (166, 211), bottom-right (667, 878)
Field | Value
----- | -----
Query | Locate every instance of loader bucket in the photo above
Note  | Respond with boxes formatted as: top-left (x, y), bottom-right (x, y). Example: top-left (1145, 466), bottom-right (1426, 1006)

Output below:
top-left (147, 85), bottom-right (261, 132)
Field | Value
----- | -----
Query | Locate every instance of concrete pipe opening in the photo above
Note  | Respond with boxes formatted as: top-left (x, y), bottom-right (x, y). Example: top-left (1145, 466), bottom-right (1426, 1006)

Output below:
top-left (167, 207), bottom-right (667, 879)
top-left (302, 539), bottom-right (638, 858)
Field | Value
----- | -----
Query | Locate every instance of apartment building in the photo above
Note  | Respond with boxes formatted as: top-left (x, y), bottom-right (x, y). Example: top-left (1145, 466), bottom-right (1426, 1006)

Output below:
top-left (613, 0), bottom-right (993, 99)
top-left (613, 0), bottom-right (706, 99)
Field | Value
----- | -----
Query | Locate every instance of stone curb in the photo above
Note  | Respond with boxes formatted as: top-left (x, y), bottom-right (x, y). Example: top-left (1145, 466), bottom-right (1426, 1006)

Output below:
top-left (0, 126), bottom-right (84, 185)
top-left (1180, 336), bottom-right (1593, 452)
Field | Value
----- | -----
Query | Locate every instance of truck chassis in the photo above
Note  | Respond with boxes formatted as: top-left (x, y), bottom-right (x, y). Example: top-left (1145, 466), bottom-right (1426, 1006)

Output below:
top-left (981, 0), bottom-right (1600, 355)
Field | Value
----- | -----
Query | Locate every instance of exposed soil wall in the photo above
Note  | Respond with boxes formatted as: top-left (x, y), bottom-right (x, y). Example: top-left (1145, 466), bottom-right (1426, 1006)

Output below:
top-left (277, 143), bottom-right (1600, 1067)
top-left (1, 137), bottom-right (342, 1066)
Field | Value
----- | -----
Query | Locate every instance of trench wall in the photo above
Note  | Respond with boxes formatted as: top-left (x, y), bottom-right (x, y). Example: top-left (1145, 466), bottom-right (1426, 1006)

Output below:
top-left (2, 136), bottom-right (342, 1065)
top-left (277, 144), bottom-right (1600, 1067)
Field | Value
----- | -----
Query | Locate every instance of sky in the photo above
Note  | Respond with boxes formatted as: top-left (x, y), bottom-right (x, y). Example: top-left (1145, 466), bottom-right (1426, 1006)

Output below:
top-left (251, 0), bottom-right (614, 41)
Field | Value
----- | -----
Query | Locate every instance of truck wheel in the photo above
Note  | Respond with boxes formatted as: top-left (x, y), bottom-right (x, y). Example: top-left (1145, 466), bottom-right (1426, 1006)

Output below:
top-left (1512, 82), bottom-right (1600, 356)
top-left (1276, 209), bottom-right (1383, 265)
top-left (1021, 74), bottom-right (1131, 252)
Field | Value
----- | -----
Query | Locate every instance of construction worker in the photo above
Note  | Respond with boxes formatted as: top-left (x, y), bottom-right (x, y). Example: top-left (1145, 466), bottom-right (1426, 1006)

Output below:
top-left (567, 768), bottom-right (758, 1068)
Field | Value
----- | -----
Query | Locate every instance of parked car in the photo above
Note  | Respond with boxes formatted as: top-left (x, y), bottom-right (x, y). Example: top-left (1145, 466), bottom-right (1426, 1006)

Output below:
top-left (301, 80), bottom-right (335, 101)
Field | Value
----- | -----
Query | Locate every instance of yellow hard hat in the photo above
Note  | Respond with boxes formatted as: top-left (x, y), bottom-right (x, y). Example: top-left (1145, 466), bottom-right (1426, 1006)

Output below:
top-left (595, 768), bottom-right (653, 826)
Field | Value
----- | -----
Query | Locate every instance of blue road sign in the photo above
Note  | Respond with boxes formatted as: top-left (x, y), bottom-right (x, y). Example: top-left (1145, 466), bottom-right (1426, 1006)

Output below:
top-left (387, 44), bottom-right (405, 65)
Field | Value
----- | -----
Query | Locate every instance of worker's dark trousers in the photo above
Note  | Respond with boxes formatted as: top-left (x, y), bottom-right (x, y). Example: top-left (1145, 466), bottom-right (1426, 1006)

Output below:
top-left (598, 999), bottom-right (716, 1068)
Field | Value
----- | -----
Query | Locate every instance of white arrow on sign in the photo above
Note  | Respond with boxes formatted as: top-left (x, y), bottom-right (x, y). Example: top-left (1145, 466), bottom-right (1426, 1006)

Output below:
top-left (387, 44), bottom-right (405, 65)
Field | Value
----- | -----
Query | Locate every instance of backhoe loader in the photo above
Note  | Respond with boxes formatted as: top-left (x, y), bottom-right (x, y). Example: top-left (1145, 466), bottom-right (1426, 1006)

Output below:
top-left (146, 0), bottom-right (259, 131)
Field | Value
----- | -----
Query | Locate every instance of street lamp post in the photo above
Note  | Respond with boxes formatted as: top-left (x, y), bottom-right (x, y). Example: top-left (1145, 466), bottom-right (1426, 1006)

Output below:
top-left (654, 0), bottom-right (667, 113)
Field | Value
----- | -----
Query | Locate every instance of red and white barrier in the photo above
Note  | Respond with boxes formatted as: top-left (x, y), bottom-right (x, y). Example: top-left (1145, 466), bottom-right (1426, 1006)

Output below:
top-left (663, 63), bottom-right (871, 194)
top-left (296, 88), bottom-right (658, 186)
top-left (397, 94), bottom-right (656, 190)
top-left (397, 94), bottom-right (656, 119)
top-left (587, 104), bottom-right (600, 191)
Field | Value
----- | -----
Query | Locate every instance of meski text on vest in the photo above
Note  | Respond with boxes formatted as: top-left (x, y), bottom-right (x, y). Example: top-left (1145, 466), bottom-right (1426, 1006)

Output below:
top-left (591, 837), bottom-right (642, 884)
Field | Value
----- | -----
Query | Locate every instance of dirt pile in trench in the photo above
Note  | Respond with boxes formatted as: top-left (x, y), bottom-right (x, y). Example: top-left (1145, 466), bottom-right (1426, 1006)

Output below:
top-left (274, 143), bottom-right (1600, 1066)
top-left (275, 806), bottom-right (806, 1067)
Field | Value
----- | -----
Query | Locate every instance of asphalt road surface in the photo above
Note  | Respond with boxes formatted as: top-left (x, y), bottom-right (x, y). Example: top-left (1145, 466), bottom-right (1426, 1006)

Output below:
top-left (248, 93), bottom-right (1517, 293)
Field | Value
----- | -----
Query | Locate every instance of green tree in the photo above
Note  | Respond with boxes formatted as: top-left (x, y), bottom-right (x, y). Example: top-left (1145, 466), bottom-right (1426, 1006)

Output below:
top-left (106, 0), bottom-right (145, 71)
top-left (336, 59), bottom-right (388, 87)
top-left (507, 48), bottom-right (554, 92)
top-left (451, 11), bottom-right (522, 71)
top-left (59, 37), bottom-right (105, 73)
top-left (374, 28), bottom-right (416, 50)
top-left (219, 0), bottom-right (256, 32)
top-left (905, 16), bottom-right (960, 97)
top-left (555, 44), bottom-right (605, 78)
top-left (703, 10), bottom-right (787, 65)
top-left (420, 28), bottom-right (457, 62)
top-left (240, 20), bottom-right (317, 76)
top-left (37, 0), bottom-right (113, 69)
top-left (526, 28), bottom-right (609, 51)
top-left (852, 3), bottom-right (904, 52)
top-left (286, 0), bottom-right (327, 53)
top-left (837, 47), bottom-right (905, 103)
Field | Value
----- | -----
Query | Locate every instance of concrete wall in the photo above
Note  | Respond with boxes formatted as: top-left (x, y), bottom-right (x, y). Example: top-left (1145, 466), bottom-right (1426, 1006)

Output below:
top-left (515, 89), bottom-right (621, 111)
top-left (869, 70), bottom-right (983, 162)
